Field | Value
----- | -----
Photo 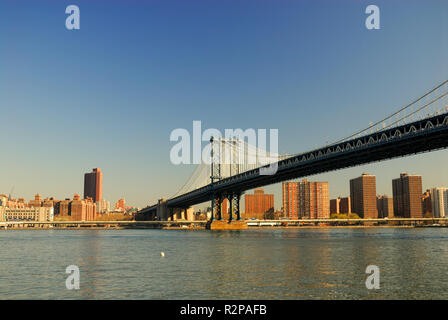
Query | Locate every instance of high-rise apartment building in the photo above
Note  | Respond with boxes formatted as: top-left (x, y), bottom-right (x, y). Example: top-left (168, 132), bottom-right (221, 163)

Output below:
top-left (244, 188), bottom-right (274, 219)
top-left (298, 180), bottom-right (329, 219)
top-left (430, 188), bottom-right (448, 218)
top-left (377, 195), bottom-right (394, 218)
top-left (282, 182), bottom-right (298, 219)
top-left (392, 173), bottom-right (423, 218)
top-left (350, 174), bottom-right (377, 218)
top-left (330, 198), bottom-right (340, 214)
top-left (283, 180), bottom-right (329, 219)
top-left (84, 168), bottom-right (103, 203)
top-left (340, 197), bottom-right (351, 214)
top-left (330, 197), bottom-right (351, 214)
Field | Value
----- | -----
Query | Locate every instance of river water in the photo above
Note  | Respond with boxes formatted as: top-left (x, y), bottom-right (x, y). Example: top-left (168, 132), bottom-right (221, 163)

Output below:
top-left (1, 228), bottom-right (447, 299)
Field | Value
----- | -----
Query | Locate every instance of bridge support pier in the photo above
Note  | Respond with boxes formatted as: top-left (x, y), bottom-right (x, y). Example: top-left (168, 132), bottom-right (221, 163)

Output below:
top-left (212, 194), bottom-right (224, 221)
top-left (228, 193), bottom-right (241, 221)
top-left (207, 192), bottom-right (246, 230)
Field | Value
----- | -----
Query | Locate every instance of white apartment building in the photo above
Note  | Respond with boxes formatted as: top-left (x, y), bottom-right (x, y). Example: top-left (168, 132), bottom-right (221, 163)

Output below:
top-left (430, 188), bottom-right (448, 218)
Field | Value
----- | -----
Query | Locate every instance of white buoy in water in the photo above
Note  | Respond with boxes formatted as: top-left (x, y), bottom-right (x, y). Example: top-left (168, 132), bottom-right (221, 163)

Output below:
top-left (161, 252), bottom-right (165, 257)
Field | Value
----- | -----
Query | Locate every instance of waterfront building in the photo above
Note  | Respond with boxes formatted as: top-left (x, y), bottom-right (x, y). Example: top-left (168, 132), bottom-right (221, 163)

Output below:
top-left (55, 199), bottom-right (71, 216)
top-left (330, 197), bottom-right (352, 214)
top-left (28, 194), bottom-right (43, 208)
top-left (330, 198), bottom-right (340, 214)
top-left (0, 207), bottom-right (54, 222)
top-left (282, 182), bottom-right (298, 219)
top-left (340, 197), bottom-right (351, 214)
top-left (54, 195), bottom-right (97, 221)
top-left (282, 180), bottom-right (329, 219)
top-left (2, 197), bottom-right (26, 209)
top-left (84, 168), bottom-right (103, 203)
top-left (430, 188), bottom-right (448, 218)
top-left (70, 194), bottom-right (97, 221)
top-left (392, 173), bottom-right (423, 218)
top-left (244, 188), bottom-right (274, 219)
top-left (350, 174), bottom-right (377, 218)
top-left (377, 195), bottom-right (394, 218)
top-left (43, 197), bottom-right (58, 208)
top-left (298, 180), bottom-right (330, 219)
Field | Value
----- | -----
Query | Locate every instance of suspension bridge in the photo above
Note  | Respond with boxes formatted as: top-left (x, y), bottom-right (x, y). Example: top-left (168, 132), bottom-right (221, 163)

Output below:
top-left (137, 80), bottom-right (448, 226)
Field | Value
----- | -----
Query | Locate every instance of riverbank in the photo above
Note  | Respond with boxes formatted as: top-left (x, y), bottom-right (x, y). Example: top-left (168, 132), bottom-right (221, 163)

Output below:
top-left (2, 224), bottom-right (446, 230)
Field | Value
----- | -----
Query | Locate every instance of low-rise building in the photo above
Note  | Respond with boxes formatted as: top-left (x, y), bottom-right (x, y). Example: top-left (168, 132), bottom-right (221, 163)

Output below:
top-left (0, 207), bottom-right (54, 222)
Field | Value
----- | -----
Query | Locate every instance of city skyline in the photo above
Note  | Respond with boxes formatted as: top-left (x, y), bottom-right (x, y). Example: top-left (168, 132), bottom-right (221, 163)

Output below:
top-left (3, 163), bottom-right (448, 212)
top-left (1, 0), bottom-right (448, 209)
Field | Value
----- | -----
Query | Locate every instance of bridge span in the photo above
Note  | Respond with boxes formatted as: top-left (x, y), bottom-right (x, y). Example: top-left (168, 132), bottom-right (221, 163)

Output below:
top-left (138, 81), bottom-right (448, 222)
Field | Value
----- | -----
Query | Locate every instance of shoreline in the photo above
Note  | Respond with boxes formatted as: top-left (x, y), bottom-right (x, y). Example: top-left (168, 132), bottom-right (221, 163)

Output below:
top-left (1, 224), bottom-right (444, 230)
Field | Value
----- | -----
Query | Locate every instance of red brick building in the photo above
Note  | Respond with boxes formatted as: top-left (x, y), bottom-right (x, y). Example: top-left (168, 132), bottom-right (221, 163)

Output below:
top-left (244, 188), bottom-right (274, 219)
top-left (350, 174), bottom-right (377, 219)
top-left (392, 173), bottom-right (423, 218)
top-left (298, 180), bottom-right (329, 219)
top-left (282, 182), bottom-right (298, 219)
top-left (55, 195), bottom-right (97, 221)
top-left (377, 195), bottom-right (394, 218)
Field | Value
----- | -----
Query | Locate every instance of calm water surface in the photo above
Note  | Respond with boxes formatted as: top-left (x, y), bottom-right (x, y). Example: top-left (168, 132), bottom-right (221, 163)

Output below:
top-left (1, 228), bottom-right (448, 299)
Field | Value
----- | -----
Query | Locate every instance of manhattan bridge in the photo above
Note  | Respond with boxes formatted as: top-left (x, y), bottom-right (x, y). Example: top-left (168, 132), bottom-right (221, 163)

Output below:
top-left (138, 80), bottom-right (448, 222)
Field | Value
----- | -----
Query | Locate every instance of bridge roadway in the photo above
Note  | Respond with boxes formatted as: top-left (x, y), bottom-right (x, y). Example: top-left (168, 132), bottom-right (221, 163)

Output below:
top-left (139, 112), bottom-right (448, 217)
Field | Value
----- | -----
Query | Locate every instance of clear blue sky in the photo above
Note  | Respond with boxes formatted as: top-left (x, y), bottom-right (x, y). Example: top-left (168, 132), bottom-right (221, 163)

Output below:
top-left (1, 0), bottom-right (447, 209)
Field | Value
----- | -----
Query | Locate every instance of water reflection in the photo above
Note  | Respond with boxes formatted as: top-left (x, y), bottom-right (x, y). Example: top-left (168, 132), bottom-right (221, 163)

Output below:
top-left (1, 228), bottom-right (448, 299)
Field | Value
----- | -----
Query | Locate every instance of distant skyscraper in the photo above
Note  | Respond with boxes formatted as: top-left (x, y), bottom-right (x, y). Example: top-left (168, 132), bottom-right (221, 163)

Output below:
top-left (392, 173), bottom-right (423, 218)
top-left (282, 182), bottom-right (298, 219)
top-left (377, 195), bottom-right (394, 218)
top-left (350, 174), bottom-right (377, 218)
top-left (297, 180), bottom-right (329, 219)
top-left (430, 188), bottom-right (448, 218)
top-left (244, 188), bottom-right (274, 219)
top-left (84, 168), bottom-right (103, 203)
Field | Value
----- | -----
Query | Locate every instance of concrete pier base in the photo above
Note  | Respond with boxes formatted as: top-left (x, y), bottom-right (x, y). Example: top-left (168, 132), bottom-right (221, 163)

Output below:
top-left (206, 220), bottom-right (248, 230)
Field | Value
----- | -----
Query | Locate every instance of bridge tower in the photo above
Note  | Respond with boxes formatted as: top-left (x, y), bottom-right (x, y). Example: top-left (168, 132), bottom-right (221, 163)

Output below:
top-left (210, 137), bottom-right (243, 223)
top-left (210, 136), bottom-right (223, 221)
top-left (228, 138), bottom-right (242, 221)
